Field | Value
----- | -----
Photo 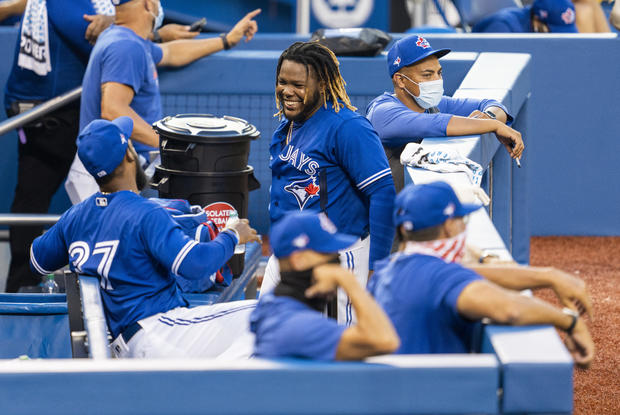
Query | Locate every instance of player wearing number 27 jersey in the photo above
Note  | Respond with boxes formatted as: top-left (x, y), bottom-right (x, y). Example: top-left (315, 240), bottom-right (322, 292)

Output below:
top-left (30, 117), bottom-right (259, 358)
top-left (29, 190), bottom-right (234, 339)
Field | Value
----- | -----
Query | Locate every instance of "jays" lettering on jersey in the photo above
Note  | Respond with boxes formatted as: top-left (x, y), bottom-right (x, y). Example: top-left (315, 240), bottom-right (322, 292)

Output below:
top-left (269, 105), bottom-right (392, 239)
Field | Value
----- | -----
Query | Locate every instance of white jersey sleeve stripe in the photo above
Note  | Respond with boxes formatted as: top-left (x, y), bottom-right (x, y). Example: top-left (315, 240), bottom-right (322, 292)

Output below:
top-left (30, 244), bottom-right (54, 275)
top-left (194, 224), bottom-right (204, 241)
top-left (171, 240), bottom-right (199, 276)
top-left (357, 168), bottom-right (392, 190)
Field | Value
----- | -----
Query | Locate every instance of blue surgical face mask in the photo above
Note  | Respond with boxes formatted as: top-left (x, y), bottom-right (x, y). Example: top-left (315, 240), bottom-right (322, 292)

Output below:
top-left (150, 1), bottom-right (164, 31)
top-left (399, 73), bottom-right (444, 110)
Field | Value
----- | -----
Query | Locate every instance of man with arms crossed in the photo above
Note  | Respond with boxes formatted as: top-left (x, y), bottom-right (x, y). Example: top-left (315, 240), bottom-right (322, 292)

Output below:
top-left (261, 42), bottom-right (396, 325)
top-left (31, 117), bottom-right (261, 358)
top-left (251, 211), bottom-right (399, 360)
top-left (366, 35), bottom-right (524, 191)
top-left (66, 0), bottom-right (261, 202)
top-left (370, 182), bottom-right (594, 368)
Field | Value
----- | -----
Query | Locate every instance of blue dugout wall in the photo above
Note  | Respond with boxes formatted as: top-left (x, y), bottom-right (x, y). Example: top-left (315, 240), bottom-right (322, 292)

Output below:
top-left (1, 29), bottom-right (619, 237)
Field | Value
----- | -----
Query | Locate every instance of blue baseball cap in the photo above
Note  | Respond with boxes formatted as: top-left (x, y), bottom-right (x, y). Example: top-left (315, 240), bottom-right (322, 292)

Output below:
top-left (270, 212), bottom-right (357, 258)
top-left (387, 35), bottom-right (451, 77)
top-left (532, 0), bottom-right (578, 33)
top-left (77, 117), bottom-right (133, 179)
top-left (394, 182), bottom-right (482, 231)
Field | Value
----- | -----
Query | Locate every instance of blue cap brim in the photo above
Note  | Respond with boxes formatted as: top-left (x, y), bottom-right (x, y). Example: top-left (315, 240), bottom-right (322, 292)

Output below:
top-left (111, 116), bottom-right (134, 138)
top-left (399, 48), bottom-right (451, 72)
top-left (547, 23), bottom-right (578, 33)
top-left (454, 202), bottom-right (483, 217)
top-left (313, 233), bottom-right (358, 254)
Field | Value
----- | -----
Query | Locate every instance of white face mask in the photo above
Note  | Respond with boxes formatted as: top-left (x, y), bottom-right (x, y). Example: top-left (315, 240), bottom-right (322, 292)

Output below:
top-left (399, 73), bottom-right (444, 110)
top-left (150, 1), bottom-right (164, 31)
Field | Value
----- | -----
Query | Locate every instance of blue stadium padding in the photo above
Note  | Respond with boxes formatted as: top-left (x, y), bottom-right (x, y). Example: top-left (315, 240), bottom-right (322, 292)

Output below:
top-left (233, 33), bottom-right (311, 51)
top-left (451, 0), bottom-right (519, 27)
top-left (482, 325), bottom-right (573, 414)
top-left (0, 355), bottom-right (499, 415)
top-left (0, 294), bottom-right (70, 359)
top-left (510, 98), bottom-right (531, 264)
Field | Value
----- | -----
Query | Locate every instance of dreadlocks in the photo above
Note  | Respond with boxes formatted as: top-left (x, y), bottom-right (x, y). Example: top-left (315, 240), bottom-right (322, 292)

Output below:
top-left (274, 41), bottom-right (356, 118)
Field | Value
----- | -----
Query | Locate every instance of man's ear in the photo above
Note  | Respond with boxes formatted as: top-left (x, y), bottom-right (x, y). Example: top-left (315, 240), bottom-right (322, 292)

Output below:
top-left (125, 147), bottom-right (136, 163)
top-left (393, 74), bottom-right (404, 89)
top-left (144, 0), bottom-right (155, 14)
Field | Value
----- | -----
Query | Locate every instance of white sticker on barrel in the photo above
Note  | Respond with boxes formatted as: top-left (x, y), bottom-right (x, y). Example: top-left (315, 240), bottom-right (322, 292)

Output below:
top-left (204, 202), bottom-right (236, 230)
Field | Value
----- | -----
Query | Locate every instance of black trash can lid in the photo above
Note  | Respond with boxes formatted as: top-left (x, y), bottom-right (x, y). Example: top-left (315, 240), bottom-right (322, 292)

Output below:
top-left (154, 114), bottom-right (260, 140)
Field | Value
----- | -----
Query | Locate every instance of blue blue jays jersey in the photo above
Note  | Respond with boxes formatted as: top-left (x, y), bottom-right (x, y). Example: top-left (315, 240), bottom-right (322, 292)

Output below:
top-left (80, 25), bottom-right (163, 157)
top-left (366, 92), bottom-right (511, 148)
top-left (30, 191), bottom-right (236, 338)
top-left (269, 105), bottom-right (391, 238)
top-left (369, 253), bottom-right (482, 354)
top-left (250, 293), bottom-right (345, 360)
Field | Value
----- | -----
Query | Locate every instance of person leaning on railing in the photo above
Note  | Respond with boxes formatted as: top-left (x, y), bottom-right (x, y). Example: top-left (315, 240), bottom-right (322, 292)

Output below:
top-left (366, 35), bottom-right (523, 192)
top-left (369, 181), bottom-right (594, 368)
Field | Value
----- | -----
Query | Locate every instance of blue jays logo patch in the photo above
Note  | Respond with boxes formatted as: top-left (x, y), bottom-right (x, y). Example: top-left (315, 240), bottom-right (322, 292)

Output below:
top-left (284, 176), bottom-right (320, 210)
top-left (416, 36), bottom-right (430, 49)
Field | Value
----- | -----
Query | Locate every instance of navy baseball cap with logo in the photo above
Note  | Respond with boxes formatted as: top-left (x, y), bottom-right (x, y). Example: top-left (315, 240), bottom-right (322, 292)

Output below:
top-left (387, 35), bottom-right (451, 77)
top-left (270, 212), bottom-right (357, 258)
top-left (394, 181), bottom-right (482, 231)
top-left (77, 117), bottom-right (133, 179)
top-left (532, 0), bottom-right (578, 33)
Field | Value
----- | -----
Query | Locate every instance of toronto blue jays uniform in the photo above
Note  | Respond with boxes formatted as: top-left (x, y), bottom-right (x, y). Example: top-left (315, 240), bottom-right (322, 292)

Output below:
top-left (261, 104), bottom-right (395, 325)
top-left (472, 7), bottom-right (533, 33)
top-left (366, 92), bottom-right (511, 149)
top-left (66, 24), bottom-right (163, 203)
top-left (250, 293), bottom-right (345, 360)
top-left (472, 1), bottom-right (578, 34)
top-left (369, 253), bottom-right (482, 353)
top-left (30, 190), bottom-right (256, 358)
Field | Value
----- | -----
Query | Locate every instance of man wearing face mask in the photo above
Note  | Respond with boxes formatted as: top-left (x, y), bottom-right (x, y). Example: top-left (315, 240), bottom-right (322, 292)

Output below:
top-left (31, 117), bottom-right (261, 358)
top-left (250, 211), bottom-right (399, 361)
top-left (369, 181), bottom-right (595, 368)
top-left (366, 35), bottom-right (524, 191)
top-left (65, 0), bottom-right (261, 203)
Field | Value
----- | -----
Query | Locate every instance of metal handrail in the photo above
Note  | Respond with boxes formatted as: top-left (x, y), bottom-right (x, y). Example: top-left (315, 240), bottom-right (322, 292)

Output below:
top-left (0, 86), bottom-right (82, 137)
top-left (0, 214), bottom-right (61, 226)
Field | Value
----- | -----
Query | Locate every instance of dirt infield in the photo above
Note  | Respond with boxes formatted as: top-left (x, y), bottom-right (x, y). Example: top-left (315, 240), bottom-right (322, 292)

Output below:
top-left (530, 237), bottom-right (620, 415)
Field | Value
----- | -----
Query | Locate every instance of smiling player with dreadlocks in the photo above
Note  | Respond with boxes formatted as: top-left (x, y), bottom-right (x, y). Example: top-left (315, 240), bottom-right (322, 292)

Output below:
top-left (261, 41), bottom-right (396, 326)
